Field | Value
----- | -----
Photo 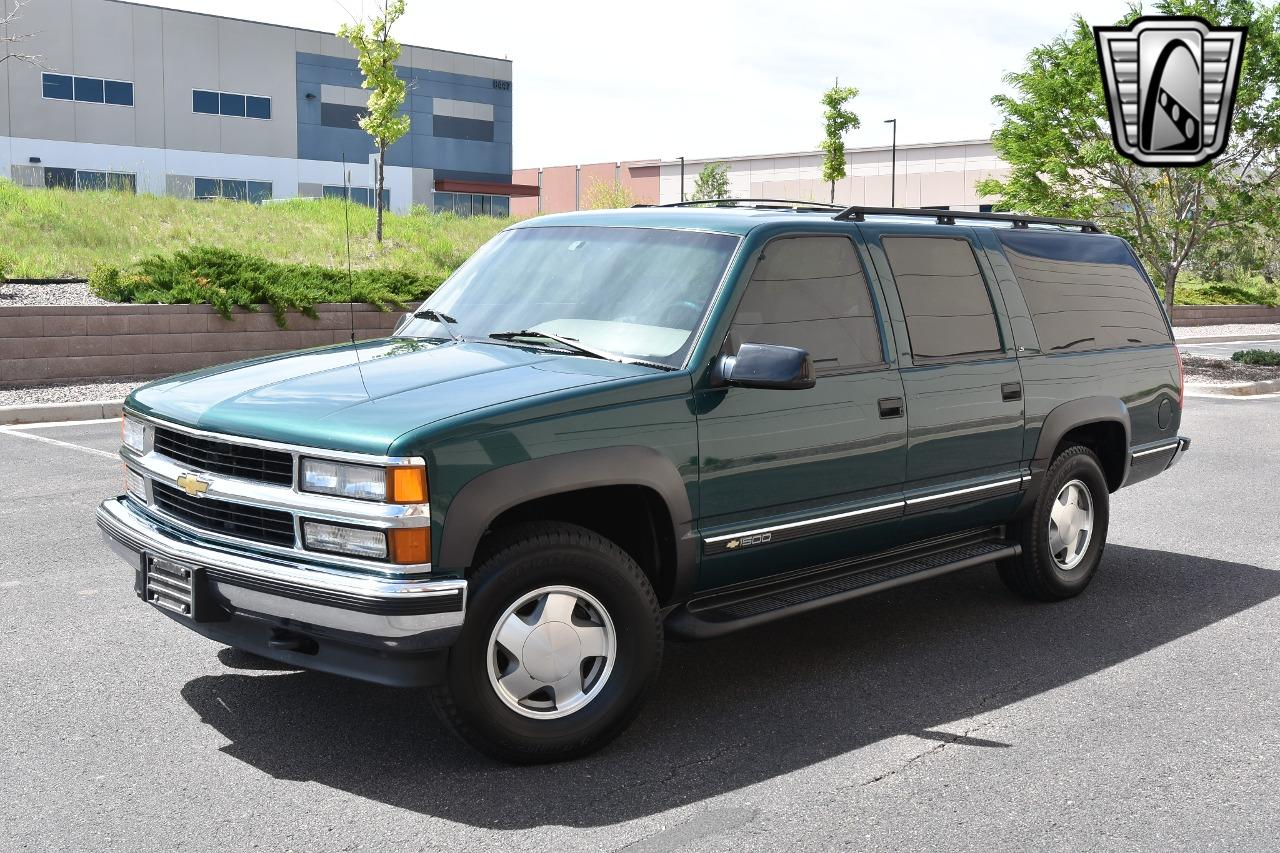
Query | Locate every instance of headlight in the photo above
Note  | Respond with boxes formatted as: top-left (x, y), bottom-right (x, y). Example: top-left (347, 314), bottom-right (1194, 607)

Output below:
top-left (302, 521), bottom-right (388, 559)
top-left (300, 459), bottom-right (387, 501)
top-left (300, 458), bottom-right (427, 504)
top-left (122, 415), bottom-right (146, 454)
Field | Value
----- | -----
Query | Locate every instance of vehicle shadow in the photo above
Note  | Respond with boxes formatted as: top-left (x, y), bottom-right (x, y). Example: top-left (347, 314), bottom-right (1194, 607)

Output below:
top-left (181, 544), bottom-right (1280, 829)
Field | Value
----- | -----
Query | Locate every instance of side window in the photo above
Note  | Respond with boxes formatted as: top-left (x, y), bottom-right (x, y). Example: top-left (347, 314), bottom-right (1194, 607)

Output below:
top-left (996, 231), bottom-right (1173, 351)
top-left (882, 236), bottom-right (1003, 361)
top-left (730, 236), bottom-right (884, 374)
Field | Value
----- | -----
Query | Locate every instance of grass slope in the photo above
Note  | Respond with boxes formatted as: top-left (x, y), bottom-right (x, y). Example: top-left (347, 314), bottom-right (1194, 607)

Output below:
top-left (0, 182), bottom-right (511, 281)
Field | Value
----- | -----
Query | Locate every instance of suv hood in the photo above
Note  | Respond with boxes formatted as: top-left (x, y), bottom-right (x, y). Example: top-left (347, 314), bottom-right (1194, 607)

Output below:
top-left (127, 338), bottom-right (652, 455)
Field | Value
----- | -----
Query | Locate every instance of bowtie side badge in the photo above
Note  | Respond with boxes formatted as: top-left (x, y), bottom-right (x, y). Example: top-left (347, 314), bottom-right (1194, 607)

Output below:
top-left (1095, 16), bottom-right (1246, 167)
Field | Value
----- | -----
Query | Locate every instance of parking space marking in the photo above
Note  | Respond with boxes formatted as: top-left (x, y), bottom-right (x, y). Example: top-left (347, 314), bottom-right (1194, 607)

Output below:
top-left (0, 426), bottom-right (119, 461)
top-left (5, 417), bottom-right (120, 430)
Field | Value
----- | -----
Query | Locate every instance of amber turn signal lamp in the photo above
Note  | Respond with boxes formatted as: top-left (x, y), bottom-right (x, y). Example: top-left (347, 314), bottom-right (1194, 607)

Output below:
top-left (387, 466), bottom-right (428, 504)
top-left (388, 528), bottom-right (430, 565)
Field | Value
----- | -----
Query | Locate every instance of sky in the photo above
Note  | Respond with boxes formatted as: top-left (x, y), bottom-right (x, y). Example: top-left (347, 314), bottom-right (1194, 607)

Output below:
top-left (130, 0), bottom-right (1135, 168)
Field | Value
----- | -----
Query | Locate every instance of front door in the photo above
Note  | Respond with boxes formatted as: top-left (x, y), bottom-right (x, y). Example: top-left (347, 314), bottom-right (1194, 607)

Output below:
top-left (695, 234), bottom-right (908, 591)
top-left (862, 227), bottom-right (1027, 539)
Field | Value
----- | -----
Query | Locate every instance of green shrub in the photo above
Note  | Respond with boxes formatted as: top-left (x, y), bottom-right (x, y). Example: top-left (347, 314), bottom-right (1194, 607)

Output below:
top-left (88, 261), bottom-right (126, 300)
top-left (1176, 274), bottom-right (1280, 307)
top-left (96, 246), bottom-right (438, 328)
top-left (1231, 349), bottom-right (1280, 366)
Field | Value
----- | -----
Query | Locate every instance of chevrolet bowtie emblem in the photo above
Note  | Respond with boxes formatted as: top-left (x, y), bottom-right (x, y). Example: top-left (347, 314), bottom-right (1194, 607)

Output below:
top-left (1095, 15), bottom-right (1246, 167)
top-left (176, 473), bottom-right (211, 497)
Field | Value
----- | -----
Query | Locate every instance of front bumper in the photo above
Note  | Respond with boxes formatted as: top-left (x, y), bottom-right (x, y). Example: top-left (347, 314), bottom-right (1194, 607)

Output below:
top-left (98, 496), bottom-right (466, 686)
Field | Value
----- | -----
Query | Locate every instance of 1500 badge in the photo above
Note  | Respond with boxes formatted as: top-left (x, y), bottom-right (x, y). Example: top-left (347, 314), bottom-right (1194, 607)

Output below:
top-left (725, 532), bottom-right (772, 550)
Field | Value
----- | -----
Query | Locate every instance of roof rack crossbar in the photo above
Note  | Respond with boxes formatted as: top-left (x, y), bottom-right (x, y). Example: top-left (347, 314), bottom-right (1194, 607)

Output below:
top-left (832, 205), bottom-right (1102, 233)
top-left (646, 198), bottom-right (846, 211)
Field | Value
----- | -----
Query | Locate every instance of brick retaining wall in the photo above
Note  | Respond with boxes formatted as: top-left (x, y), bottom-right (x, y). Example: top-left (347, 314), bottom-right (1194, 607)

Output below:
top-left (0, 303), bottom-right (401, 386)
top-left (1170, 304), bottom-right (1280, 327)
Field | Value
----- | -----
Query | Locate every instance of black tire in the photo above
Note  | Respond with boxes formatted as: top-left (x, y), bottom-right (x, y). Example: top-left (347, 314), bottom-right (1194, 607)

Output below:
top-left (430, 522), bottom-right (663, 764)
top-left (1000, 445), bottom-right (1110, 601)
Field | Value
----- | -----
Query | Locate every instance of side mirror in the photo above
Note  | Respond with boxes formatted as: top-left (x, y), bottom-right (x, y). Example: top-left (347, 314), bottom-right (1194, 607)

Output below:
top-left (717, 343), bottom-right (816, 390)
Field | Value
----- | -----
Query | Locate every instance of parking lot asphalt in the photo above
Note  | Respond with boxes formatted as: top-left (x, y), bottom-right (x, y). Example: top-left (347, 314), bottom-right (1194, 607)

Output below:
top-left (1180, 337), bottom-right (1280, 360)
top-left (2, 397), bottom-right (1278, 853)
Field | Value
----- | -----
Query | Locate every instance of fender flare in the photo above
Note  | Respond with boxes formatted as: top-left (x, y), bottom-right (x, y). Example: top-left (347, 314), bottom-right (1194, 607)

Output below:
top-left (1017, 396), bottom-right (1131, 513)
top-left (436, 446), bottom-right (697, 601)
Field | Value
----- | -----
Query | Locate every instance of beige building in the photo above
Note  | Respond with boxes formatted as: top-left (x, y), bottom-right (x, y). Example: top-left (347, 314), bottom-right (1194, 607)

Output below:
top-left (659, 139), bottom-right (1008, 210)
top-left (513, 139), bottom-right (1009, 215)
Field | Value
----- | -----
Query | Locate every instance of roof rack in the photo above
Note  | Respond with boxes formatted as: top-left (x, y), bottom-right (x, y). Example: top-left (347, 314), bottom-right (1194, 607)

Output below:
top-left (637, 198), bottom-right (846, 212)
top-left (832, 205), bottom-right (1102, 233)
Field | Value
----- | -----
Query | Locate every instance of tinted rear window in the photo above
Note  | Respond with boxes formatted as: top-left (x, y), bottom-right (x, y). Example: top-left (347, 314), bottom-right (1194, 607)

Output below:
top-left (882, 236), bottom-right (1003, 360)
top-left (996, 231), bottom-right (1171, 352)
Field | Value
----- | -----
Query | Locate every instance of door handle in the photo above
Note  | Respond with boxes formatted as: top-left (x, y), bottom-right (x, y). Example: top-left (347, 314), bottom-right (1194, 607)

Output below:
top-left (878, 396), bottom-right (904, 419)
top-left (1001, 382), bottom-right (1022, 402)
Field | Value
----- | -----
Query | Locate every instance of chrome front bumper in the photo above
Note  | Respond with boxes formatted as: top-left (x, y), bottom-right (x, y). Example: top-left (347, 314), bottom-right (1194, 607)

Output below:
top-left (98, 496), bottom-right (466, 643)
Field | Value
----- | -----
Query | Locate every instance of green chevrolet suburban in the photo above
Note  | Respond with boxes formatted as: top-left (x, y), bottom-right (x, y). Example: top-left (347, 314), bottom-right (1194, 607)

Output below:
top-left (99, 202), bottom-right (1189, 763)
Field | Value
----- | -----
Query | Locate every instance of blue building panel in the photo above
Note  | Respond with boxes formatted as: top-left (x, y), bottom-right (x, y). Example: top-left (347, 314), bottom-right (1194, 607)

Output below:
top-left (296, 52), bottom-right (511, 179)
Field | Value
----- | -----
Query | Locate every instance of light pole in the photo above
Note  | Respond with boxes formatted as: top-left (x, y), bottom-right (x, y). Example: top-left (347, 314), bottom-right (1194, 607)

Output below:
top-left (679, 156), bottom-right (686, 202)
top-left (884, 118), bottom-right (897, 207)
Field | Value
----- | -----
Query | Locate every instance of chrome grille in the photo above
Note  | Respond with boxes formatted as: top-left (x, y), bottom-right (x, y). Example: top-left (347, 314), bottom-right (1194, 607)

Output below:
top-left (153, 426), bottom-right (294, 486)
top-left (146, 560), bottom-right (193, 616)
top-left (153, 481), bottom-right (296, 547)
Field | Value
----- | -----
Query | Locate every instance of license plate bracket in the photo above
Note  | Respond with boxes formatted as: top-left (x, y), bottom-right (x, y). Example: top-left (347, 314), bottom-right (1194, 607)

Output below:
top-left (144, 556), bottom-right (205, 621)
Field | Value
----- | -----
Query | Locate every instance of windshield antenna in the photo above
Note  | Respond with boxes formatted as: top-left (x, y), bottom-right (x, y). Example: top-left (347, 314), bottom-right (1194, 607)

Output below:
top-left (343, 153), bottom-right (372, 399)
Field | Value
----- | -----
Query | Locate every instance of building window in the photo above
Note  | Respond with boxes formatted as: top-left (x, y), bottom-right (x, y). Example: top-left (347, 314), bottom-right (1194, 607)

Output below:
top-left (323, 185), bottom-right (390, 209)
top-left (43, 167), bottom-right (76, 190)
top-left (432, 114), bottom-right (494, 142)
top-left (42, 167), bottom-right (136, 193)
top-left (432, 192), bottom-right (509, 217)
top-left (320, 103), bottom-right (366, 130)
top-left (42, 73), bottom-right (73, 100)
top-left (979, 204), bottom-right (994, 213)
top-left (42, 73), bottom-right (132, 107)
top-left (245, 95), bottom-right (271, 120)
top-left (193, 89), bottom-right (272, 120)
top-left (195, 177), bottom-right (273, 203)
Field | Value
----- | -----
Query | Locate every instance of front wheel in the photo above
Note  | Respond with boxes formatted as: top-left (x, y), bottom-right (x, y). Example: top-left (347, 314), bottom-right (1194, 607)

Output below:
top-left (1000, 445), bottom-right (1110, 601)
top-left (431, 523), bottom-right (663, 763)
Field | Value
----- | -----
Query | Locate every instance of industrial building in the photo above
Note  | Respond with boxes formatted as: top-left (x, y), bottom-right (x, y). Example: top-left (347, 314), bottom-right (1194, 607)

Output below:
top-left (512, 139), bottom-right (1009, 216)
top-left (0, 0), bottom-right (534, 214)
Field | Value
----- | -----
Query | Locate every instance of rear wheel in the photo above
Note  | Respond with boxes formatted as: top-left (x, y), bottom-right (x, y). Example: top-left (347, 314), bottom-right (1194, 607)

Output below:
top-left (431, 523), bottom-right (662, 763)
top-left (1000, 445), bottom-right (1110, 601)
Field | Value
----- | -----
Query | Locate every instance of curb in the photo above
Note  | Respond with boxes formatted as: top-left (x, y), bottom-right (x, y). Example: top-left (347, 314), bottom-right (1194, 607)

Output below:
top-left (0, 399), bottom-right (124, 426)
top-left (1185, 379), bottom-right (1280, 397)
top-left (1176, 333), bottom-right (1280, 344)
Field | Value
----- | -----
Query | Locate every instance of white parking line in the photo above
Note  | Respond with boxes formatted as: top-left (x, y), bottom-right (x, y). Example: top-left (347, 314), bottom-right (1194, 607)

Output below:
top-left (0, 426), bottom-right (119, 460)
top-left (4, 417), bottom-right (120, 430)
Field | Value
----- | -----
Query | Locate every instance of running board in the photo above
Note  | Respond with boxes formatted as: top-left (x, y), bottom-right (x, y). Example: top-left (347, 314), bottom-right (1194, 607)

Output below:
top-left (666, 538), bottom-right (1020, 639)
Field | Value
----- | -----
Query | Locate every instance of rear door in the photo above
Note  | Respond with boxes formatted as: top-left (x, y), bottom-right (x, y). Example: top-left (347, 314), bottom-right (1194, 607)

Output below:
top-left (860, 225), bottom-right (1027, 537)
top-left (694, 233), bottom-right (908, 590)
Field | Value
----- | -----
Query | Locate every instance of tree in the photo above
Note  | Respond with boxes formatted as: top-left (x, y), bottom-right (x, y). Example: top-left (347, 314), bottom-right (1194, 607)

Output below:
top-left (582, 177), bottom-right (636, 209)
top-left (978, 1), bottom-right (1280, 308)
top-left (689, 162), bottom-right (731, 201)
top-left (339, 0), bottom-right (411, 243)
top-left (2, 1), bottom-right (46, 68)
top-left (820, 78), bottom-right (860, 204)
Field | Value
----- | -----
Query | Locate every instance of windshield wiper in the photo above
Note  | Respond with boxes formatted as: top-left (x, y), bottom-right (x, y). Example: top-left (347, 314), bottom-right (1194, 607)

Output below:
top-left (411, 308), bottom-right (461, 343)
top-left (487, 330), bottom-right (677, 371)
top-left (487, 329), bottom-right (616, 360)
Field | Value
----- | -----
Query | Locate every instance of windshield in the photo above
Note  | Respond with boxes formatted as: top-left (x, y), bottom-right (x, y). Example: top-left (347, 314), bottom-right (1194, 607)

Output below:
top-left (399, 225), bottom-right (740, 368)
